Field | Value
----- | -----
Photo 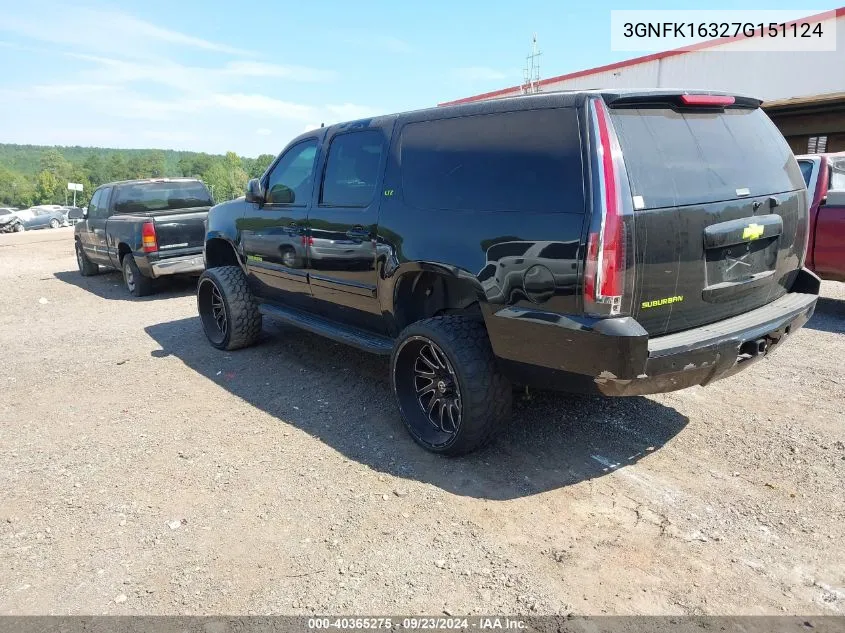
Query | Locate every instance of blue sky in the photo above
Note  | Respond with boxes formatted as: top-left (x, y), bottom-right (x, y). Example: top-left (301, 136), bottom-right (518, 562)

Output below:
top-left (0, 0), bottom-right (835, 156)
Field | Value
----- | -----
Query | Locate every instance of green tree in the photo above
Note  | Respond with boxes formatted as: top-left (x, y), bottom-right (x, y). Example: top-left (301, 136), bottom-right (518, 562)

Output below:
top-left (127, 155), bottom-right (145, 179)
top-left (35, 170), bottom-right (61, 204)
top-left (83, 154), bottom-right (107, 187)
top-left (178, 153), bottom-right (214, 178)
top-left (69, 166), bottom-right (92, 206)
top-left (107, 154), bottom-right (129, 182)
top-left (201, 152), bottom-right (249, 201)
top-left (144, 151), bottom-right (166, 177)
top-left (250, 154), bottom-right (275, 178)
top-left (39, 149), bottom-right (72, 180)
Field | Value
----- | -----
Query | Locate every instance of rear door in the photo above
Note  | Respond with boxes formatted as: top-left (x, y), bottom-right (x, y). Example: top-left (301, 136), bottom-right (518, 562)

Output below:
top-left (608, 99), bottom-right (807, 336)
top-left (306, 126), bottom-right (389, 333)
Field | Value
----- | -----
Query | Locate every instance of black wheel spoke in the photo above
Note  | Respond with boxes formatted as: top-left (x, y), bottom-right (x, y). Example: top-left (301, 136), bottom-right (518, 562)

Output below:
top-left (415, 376), bottom-right (436, 396)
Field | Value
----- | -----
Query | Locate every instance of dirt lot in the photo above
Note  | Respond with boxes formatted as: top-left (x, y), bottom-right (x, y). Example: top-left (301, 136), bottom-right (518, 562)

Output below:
top-left (0, 227), bottom-right (843, 616)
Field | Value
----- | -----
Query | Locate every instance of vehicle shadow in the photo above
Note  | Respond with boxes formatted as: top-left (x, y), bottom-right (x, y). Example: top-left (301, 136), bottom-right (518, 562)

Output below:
top-left (53, 269), bottom-right (198, 301)
top-left (805, 297), bottom-right (845, 334)
top-left (145, 317), bottom-right (689, 500)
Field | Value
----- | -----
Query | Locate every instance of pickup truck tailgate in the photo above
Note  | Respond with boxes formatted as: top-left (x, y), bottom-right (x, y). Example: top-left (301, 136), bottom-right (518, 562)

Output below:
top-left (154, 208), bottom-right (209, 251)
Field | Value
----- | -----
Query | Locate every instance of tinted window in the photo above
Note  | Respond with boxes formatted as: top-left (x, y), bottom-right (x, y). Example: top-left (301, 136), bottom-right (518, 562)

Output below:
top-left (87, 189), bottom-right (106, 219)
top-left (266, 140), bottom-right (318, 205)
top-left (321, 131), bottom-right (384, 207)
top-left (798, 160), bottom-right (814, 187)
top-left (112, 181), bottom-right (211, 214)
top-left (611, 107), bottom-right (805, 210)
top-left (400, 108), bottom-right (584, 214)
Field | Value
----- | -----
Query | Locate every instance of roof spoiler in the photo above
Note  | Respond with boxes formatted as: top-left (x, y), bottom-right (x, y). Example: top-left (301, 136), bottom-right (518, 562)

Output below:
top-left (602, 92), bottom-right (761, 109)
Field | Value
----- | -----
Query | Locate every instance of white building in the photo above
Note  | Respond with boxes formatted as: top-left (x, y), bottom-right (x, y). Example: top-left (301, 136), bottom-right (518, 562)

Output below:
top-left (440, 8), bottom-right (845, 153)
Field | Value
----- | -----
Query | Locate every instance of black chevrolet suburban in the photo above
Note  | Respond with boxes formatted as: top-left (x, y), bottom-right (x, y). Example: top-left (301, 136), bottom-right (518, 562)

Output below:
top-left (196, 89), bottom-right (820, 455)
top-left (74, 178), bottom-right (212, 296)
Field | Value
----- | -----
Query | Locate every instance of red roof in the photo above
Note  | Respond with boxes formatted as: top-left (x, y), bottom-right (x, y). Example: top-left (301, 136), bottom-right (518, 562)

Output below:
top-left (438, 7), bottom-right (845, 107)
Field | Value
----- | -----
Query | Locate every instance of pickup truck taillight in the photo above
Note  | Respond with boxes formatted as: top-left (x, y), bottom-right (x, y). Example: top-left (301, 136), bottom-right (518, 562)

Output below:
top-left (584, 97), bottom-right (635, 317)
top-left (142, 221), bottom-right (158, 253)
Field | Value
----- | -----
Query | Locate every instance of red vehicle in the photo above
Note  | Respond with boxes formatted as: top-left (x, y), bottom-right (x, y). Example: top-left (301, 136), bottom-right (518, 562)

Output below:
top-left (797, 152), bottom-right (845, 282)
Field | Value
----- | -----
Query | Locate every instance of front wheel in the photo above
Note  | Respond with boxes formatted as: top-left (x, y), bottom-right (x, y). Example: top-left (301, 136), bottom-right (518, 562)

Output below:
top-left (197, 266), bottom-right (262, 350)
top-left (75, 241), bottom-right (99, 276)
top-left (14, 223), bottom-right (24, 232)
top-left (122, 255), bottom-right (154, 297)
top-left (391, 316), bottom-right (512, 455)
top-left (49, 218), bottom-right (60, 229)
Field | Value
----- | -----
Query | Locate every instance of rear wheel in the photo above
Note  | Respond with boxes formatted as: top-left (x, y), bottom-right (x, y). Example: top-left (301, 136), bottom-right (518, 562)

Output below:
top-left (122, 255), bottom-right (153, 297)
top-left (49, 218), bottom-right (60, 229)
top-left (391, 316), bottom-right (512, 455)
top-left (197, 266), bottom-right (262, 350)
top-left (75, 241), bottom-right (99, 276)
top-left (280, 246), bottom-right (298, 268)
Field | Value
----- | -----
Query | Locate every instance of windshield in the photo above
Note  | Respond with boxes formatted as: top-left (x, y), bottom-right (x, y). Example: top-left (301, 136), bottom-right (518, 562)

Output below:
top-left (112, 181), bottom-right (213, 214)
top-left (611, 106), bottom-right (805, 209)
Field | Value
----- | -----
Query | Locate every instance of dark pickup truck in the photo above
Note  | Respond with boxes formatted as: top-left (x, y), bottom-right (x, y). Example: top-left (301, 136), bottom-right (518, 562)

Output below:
top-left (74, 178), bottom-right (212, 296)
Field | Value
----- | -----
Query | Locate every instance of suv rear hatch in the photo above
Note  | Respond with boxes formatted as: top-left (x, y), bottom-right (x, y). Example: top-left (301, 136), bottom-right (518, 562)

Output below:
top-left (596, 92), bottom-right (808, 337)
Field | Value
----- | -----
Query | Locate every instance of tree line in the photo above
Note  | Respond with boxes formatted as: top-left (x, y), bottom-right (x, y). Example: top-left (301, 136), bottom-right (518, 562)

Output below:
top-left (0, 144), bottom-right (276, 208)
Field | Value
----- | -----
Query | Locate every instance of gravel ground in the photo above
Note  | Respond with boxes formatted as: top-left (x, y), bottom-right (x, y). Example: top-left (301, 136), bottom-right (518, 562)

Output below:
top-left (1, 227), bottom-right (843, 616)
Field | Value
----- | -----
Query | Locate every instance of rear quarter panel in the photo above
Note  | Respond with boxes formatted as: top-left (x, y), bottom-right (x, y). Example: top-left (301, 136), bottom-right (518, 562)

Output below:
top-left (376, 99), bottom-right (590, 335)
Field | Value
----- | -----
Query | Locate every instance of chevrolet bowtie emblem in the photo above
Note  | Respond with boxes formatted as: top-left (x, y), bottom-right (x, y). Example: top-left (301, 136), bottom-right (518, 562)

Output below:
top-left (742, 223), bottom-right (765, 241)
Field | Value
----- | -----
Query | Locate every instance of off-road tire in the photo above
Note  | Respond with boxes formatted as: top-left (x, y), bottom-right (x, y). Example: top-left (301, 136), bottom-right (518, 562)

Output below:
top-left (122, 254), bottom-right (154, 297)
top-left (197, 266), bottom-right (262, 351)
top-left (391, 315), bottom-right (512, 455)
top-left (75, 241), bottom-right (99, 276)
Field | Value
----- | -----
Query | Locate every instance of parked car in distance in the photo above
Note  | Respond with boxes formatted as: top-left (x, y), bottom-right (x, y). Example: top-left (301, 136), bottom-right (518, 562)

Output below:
top-left (0, 208), bottom-right (24, 233)
top-left (64, 206), bottom-right (86, 225)
top-left (197, 89), bottom-right (819, 455)
top-left (796, 152), bottom-right (845, 282)
top-left (74, 178), bottom-right (213, 296)
top-left (18, 205), bottom-right (68, 230)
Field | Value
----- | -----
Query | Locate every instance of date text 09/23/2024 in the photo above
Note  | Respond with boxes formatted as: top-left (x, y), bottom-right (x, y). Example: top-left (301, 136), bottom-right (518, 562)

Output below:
top-left (307, 617), bottom-right (526, 630)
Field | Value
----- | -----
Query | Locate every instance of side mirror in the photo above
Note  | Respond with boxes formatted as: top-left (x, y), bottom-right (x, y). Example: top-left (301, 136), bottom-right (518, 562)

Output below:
top-left (245, 178), bottom-right (266, 204)
top-left (82, 207), bottom-right (88, 218)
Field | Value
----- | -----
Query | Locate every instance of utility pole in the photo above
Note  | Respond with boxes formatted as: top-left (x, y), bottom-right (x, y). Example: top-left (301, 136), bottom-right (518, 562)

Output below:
top-left (522, 34), bottom-right (542, 95)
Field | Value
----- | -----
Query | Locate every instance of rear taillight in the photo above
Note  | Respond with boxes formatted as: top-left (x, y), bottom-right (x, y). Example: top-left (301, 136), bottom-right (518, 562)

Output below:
top-left (300, 235), bottom-right (314, 247)
top-left (679, 94), bottom-right (735, 107)
top-left (585, 98), bottom-right (634, 317)
top-left (141, 221), bottom-right (158, 253)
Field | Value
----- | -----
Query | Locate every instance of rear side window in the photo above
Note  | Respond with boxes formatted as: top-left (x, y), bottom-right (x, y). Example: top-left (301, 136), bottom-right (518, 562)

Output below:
top-left (113, 181), bottom-right (212, 214)
top-left (321, 130), bottom-right (384, 207)
top-left (611, 107), bottom-right (805, 210)
top-left (798, 160), bottom-right (814, 187)
top-left (400, 108), bottom-right (584, 214)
